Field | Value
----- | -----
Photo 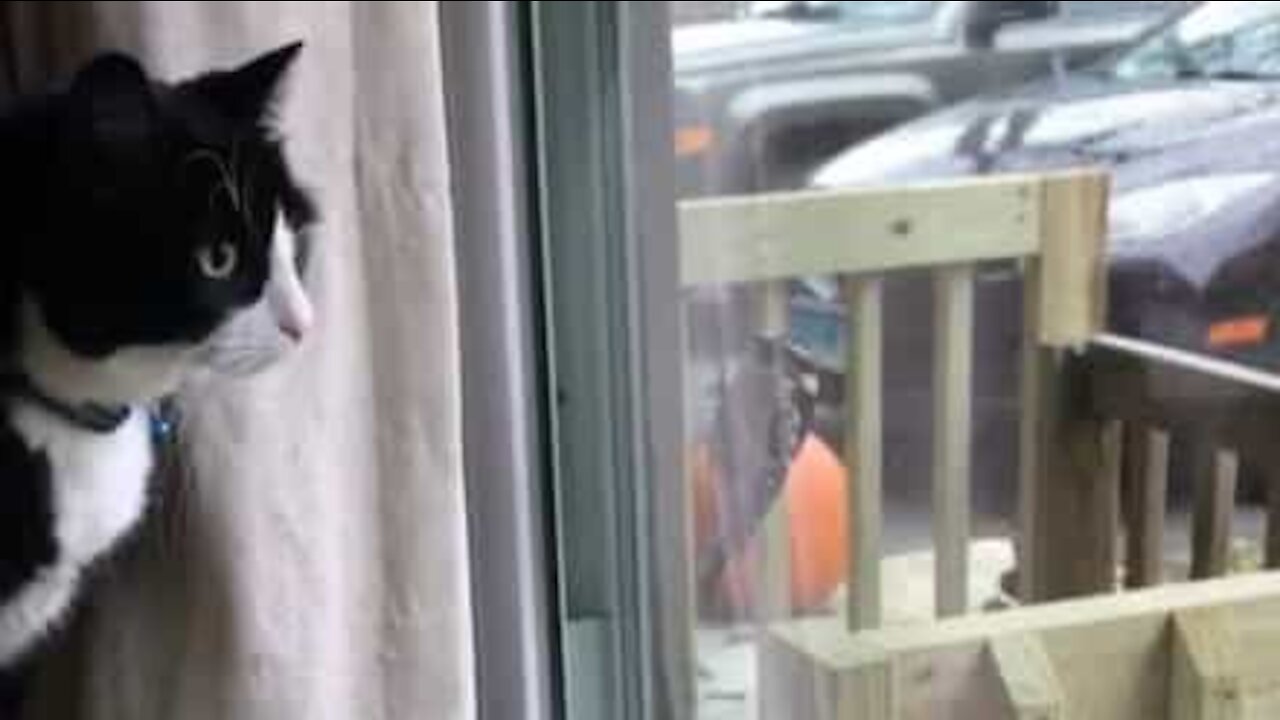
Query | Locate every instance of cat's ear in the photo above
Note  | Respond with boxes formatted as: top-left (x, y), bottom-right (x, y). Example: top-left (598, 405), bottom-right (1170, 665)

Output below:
top-left (189, 42), bottom-right (302, 126)
top-left (68, 52), bottom-right (159, 153)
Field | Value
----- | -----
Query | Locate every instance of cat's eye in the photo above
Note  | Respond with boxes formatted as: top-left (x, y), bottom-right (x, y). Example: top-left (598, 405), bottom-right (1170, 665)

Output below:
top-left (197, 241), bottom-right (239, 280)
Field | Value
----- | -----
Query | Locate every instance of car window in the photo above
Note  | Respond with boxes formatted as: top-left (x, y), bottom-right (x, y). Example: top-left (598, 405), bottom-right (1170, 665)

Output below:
top-left (745, 1), bottom-right (940, 26)
top-left (829, 1), bottom-right (939, 24)
top-left (1060, 1), bottom-right (1188, 21)
top-left (1112, 1), bottom-right (1280, 80)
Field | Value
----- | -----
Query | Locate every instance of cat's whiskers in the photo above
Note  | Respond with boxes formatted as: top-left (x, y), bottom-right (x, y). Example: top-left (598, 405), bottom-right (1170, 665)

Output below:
top-left (184, 148), bottom-right (241, 214)
top-left (196, 336), bottom-right (290, 375)
top-left (233, 141), bottom-right (262, 242)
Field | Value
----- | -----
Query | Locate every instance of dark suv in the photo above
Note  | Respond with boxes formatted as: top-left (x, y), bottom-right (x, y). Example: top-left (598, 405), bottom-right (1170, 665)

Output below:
top-left (673, 0), bottom-right (1187, 197)
top-left (799, 1), bottom-right (1280, 501)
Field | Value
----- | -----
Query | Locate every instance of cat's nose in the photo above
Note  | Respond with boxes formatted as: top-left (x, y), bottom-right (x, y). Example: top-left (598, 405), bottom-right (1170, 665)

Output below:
top-left (270, 279), bottom-right (314, 344)
top-left (276, 302), bottom-right (313, 343)
top-left (279, 320), bottom-right (306, 343)
top-left (278, 307), bottom-right (312, 343)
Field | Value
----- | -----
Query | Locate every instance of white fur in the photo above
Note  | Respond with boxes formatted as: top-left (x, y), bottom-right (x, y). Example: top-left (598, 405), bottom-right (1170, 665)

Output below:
top-left (0, 406), bottom-right (152, 662)
top-left (19, 299), bottom-right (195, 406)
top-left (200, 213), bottom-right (312, 376)
top-left (267, 213), bottom-right (313, 339)
top-left (0, 208), bottom-right (312, 663)
top-left (0, 564), bottom-right (77, 663)
top-left (20, 210), bottom-right (312, 397)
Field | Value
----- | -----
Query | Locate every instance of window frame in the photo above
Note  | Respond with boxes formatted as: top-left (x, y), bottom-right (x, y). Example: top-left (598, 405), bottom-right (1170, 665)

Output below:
top-left (450, 2), bottom-right (693, 719)
top-left (527, 2), bottom-right (692, 719)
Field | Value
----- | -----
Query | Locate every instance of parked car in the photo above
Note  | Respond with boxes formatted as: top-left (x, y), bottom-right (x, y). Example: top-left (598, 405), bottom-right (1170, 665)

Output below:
top-left (813, 0), bottom-right (1280, 368)
top-left (671, 0), bottom-right (1186, 197)
top-left (796, 0), bottom-right (1280, 502)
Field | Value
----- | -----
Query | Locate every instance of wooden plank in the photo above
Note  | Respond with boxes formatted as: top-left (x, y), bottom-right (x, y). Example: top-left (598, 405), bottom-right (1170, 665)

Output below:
top-left (1171, 608), bottom-right (1243, 720)
top-left (1123, 426), bottom-right (1170, 588)
top-left (765, 573), bottom-right (1280, 720)
top-left (678, 174), bottom-right (1041, 287)
top-left (1098, 419), bottom-right (1124, 592)
top-left (1020, 262), bottom-right (1114, 602)
top-left (1259, 447), bottom-right (1280, 570)
top-left (1037, 170), bottom-right (1109, 348)
top-left (1040, 370), bottom-right (1122, 599)
top-left (1017, 262), bottom-right (1046, 602)
top-left (934, 264), bottom-right (974, 618)
top-left (1192, 444), bottom-right (1239, 581)
top-left (759, 630), bottom-right (836, 720)
top-left (761, 626), bottom-right (900, 720)
top-left (1092, 333), bottom-right (1280, 396)
top-left (757, 281), bottom-right (793, 620)
top-left (1084, 348), bottom-right (1280, 466)
top-left (759, 279), bottom-right (790, 336)
top-left (836, 655), bottom-right (899, 720)
top-left (895, 642), bottom-right (1009, 720)
top-left (1268, 463), bottom-right (1280, 569)
top-left (758, 501), bottom-right (792, 621)
top-left (846, 276), bottom-right (883, 631)
top-left (989, 634), bottom-right (1066, 719)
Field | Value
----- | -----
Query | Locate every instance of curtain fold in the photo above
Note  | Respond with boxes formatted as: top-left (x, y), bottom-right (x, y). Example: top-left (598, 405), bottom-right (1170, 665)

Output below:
top-left (2, 3), bottom-right (472, 719)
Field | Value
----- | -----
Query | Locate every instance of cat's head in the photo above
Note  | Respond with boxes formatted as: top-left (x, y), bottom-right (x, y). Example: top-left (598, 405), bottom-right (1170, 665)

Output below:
top-left (18, 43), bottom-right (316, 405)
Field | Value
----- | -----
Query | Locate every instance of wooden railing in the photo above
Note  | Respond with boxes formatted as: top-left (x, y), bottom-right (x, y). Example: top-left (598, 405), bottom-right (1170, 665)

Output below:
top-left (1089, 333), bottom-right (1280, 583)
top-left (680, 169), bottom-right (1109, 631)
top-left (763, 573), bottom-right (1280, 719)
top-left (680, 169), bottom-right (1280, 717)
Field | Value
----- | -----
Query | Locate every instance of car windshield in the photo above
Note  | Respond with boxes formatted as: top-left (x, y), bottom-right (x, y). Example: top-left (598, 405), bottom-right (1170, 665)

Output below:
top-left (1111, 0), bottom-right (1280, 81)
top-left (745, 1), bottom-right (940, 26)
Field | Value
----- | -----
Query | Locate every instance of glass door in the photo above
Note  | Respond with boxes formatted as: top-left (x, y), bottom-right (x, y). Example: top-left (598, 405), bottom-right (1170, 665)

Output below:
top-left (528, 3), bottom-right (1267, 719)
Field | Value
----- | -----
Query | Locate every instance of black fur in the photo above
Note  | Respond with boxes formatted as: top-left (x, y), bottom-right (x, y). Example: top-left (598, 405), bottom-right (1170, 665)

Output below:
top-left (1, 42), bottom-right (315, 359)
top-left (0, 418), bottom-right (54, 720)
top-left (0, 44), bottom-right (315, 719)
top-left (0, 662), bottom-right (32, 720)
top-left (0, 418), bottom-right (55, 603)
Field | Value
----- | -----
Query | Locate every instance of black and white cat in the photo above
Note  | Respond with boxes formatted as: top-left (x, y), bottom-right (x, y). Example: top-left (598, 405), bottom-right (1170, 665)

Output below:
top-left (0, 43), bottom-right (315, 713)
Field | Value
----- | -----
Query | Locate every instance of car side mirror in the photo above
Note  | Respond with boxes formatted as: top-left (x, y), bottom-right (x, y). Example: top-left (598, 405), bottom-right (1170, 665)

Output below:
top-left (966, 0), bottom-right (1059, 48)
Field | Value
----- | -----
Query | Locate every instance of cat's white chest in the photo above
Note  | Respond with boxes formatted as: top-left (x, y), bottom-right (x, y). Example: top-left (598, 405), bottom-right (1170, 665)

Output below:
top-left (0, 405), bottom-right (152, 662)
top-left (11, 405), bottom-right (153, 564)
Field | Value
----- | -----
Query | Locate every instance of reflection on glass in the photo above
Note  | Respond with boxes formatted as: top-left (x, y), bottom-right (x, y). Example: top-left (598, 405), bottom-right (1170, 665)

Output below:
top-left (1113, 1), bottom-right (1280, 80)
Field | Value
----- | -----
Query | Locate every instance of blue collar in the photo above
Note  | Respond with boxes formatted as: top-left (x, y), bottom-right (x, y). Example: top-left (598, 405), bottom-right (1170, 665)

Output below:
top-left (3, 374), bottom-right (131, 433)
top-left (2, 374), bottom-right (180, 445)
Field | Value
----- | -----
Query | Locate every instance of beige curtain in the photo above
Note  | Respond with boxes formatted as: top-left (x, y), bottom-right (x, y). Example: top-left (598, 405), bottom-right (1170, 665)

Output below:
top-left (1, 2), bottom-right (473, 719)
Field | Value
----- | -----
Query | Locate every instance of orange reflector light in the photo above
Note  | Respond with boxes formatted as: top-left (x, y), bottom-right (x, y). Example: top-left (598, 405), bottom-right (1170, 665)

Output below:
top-left (675, 125), bottom-right (714, 158)
top-left (1208, 315), bottom-right (1270, 348)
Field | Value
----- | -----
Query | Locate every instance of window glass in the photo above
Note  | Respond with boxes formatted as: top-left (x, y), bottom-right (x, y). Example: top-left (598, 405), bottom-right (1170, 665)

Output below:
top-left (743, 1), bottom-right (941, 25)
top-left (1061, 1), bottom-right (1186, 20)
top-left (657, 2), bottom-right (1280, 718)
top-left (1113, 1), bottom-right (1280, 80)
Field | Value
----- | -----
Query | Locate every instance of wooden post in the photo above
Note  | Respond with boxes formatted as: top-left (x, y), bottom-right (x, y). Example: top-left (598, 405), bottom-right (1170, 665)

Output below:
top-left (934, 264), bottom-right (975, 618)
top-left (846, 276), bottom-right (884, 632)
top-left (990, 633), bottom-right (1066, 719)
top-left (1191, 444), bottom-right (1238, 581)
top-left (1268, 458), bottom-right (1280, 569)
top-left (1021, 304), bottom-right (1115, 600)
top-left (836, 657), bottom-right (900, 720)
top-left (1098, 420), bottom-right (1124, 591)
top-left (1036, 171), bottom-right (1109, 348)
top-left (760, 633), bottom-right (901, 720)
top-left (757, 281), bottom-right (793, 620)
top-left (1020, 171), bottom-right (1111, 602)
top-left (1123, 426), bottom-right (1170, 588)
top-left (1018, 262), bottom-right (1047, 602)
top-left (1171, 608), bottom-right (1243, 720)
top-left (1262, 445), bottom-right (1280, 570)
